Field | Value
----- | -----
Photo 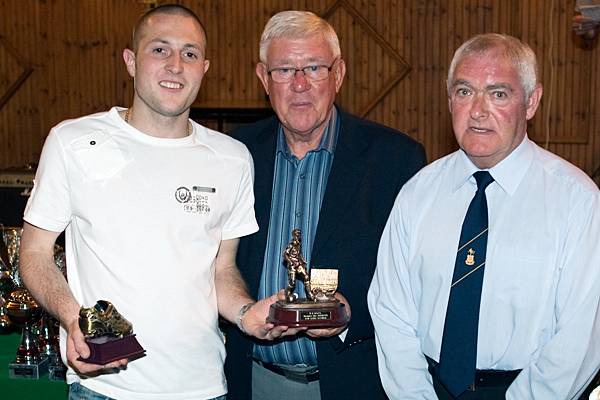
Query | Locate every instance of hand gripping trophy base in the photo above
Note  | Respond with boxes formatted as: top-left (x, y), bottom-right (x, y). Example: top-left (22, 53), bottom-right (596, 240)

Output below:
top-left (78, 300), bottom-right (145, 365)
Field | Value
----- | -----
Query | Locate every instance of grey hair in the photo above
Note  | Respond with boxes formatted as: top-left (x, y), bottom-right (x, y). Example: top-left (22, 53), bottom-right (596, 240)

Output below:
top-left (259, 11), bottom-right (341, 63)
top-left (447, 33), bottom-right (538, 100)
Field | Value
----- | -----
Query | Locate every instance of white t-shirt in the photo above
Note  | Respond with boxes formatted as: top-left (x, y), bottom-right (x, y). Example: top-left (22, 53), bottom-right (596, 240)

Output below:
top-left (24, 107), bottom-right (258, 399)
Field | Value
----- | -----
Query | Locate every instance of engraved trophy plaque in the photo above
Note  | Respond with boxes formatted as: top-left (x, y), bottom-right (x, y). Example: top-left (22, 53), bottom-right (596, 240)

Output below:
top-left (78, 300), bottom-right (145, 365)
top-left (267, 229), bottom-right (350, 328)
top-left (6, 288), bottom-right (49, 379)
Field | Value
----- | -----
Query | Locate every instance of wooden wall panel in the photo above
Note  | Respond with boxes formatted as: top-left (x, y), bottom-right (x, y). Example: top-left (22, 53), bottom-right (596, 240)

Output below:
top-left (0, 0), bottom-right (598, 185)
top-left (0, 0), bottom-right (141, 168)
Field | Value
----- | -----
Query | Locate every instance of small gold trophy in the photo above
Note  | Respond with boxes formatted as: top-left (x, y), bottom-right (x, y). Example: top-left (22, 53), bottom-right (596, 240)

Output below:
top-left (267, 229), bottom-right (350, 328)
top-left (78, 300), bottom-right (145, 365)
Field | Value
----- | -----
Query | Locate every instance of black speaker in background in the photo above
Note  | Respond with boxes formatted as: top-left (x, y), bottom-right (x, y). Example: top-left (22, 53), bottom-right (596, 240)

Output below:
top-left (0, 168), bottom-right (65, 248)
top-left (0, 169), bottom-right (34, 228)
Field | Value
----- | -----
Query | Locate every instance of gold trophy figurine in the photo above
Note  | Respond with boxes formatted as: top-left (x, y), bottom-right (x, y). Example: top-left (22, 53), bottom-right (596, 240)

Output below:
top-left (267, 229), bottom-right (350, 328)
top-left (283, 229), bottom-right (313, 302)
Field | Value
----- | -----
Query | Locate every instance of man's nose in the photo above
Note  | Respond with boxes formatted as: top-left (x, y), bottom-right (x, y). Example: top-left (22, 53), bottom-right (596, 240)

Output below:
top-left (469, 93), bottom-right (489, 119)
top-left (166, 54), bottom-right (183, 73)
top-left (290, 70), bottom-right (311, 92)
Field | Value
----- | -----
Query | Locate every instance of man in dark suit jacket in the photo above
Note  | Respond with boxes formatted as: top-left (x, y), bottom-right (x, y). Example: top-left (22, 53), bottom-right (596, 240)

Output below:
top-left (224, 10), bottom-right (426, 400)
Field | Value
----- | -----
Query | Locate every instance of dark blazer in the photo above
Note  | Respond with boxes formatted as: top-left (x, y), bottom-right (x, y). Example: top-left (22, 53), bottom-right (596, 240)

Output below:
top-left (224, 109), bottom-right (427, 400)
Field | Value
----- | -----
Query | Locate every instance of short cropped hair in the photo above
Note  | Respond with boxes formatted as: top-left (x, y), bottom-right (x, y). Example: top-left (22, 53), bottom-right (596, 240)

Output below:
top-left (259, 10), bottom-right (340, 63)
top-left (447, 33), bottom-right (538, 100)
top-left (131, 4), bottom-right (207, 54)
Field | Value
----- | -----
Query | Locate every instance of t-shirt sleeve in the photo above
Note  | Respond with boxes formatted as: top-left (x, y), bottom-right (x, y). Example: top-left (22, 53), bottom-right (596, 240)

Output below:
top-left (221, 149), bottom-right (259, 240)
top-left (23, 129), bottom-right (71, 233)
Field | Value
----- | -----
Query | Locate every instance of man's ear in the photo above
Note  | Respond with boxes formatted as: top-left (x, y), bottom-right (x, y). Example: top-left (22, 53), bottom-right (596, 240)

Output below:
top-left (334, 58), bottom-right (346, 93)
top-left (256, 63), bottom-right (270, 96)
top-left (525, 84), bottom-right (543, 121)
top-left (123, 49), bottom-right (136, 78)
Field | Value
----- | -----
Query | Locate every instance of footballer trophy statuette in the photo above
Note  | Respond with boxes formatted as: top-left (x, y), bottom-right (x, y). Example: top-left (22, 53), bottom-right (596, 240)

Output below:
top-left (267, 229), bottom-right (350, 328)
top-left (78, 300), bottom-right (145, 365)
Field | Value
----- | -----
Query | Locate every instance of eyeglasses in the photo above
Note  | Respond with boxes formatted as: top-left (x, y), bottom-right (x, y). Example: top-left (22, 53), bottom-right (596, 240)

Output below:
top-left (267, 58), bottom-right (338, 83)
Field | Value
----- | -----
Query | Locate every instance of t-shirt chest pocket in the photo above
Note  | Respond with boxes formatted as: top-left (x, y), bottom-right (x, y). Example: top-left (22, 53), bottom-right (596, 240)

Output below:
top-left (70, 131), bottom-right (130, 181)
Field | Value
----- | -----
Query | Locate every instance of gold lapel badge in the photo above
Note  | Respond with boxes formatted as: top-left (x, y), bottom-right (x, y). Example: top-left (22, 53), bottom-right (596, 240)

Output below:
top-left (465, 249), bottom-right (475, 266)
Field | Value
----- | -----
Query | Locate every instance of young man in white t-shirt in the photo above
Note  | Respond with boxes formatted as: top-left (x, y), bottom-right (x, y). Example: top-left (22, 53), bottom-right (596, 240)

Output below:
top-left (18, 4), bottom-right (296, 400)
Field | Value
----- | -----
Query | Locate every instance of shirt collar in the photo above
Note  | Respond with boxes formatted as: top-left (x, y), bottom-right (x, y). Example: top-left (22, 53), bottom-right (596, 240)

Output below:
top-left (452, 135), bottom-right (534, 195)
top-left (276, 107), bottom-right (339, 159)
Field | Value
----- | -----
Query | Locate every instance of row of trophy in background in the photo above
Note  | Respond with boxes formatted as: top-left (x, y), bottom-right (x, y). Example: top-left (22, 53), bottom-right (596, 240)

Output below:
top-left (0, 226), bottom-right (67, 381)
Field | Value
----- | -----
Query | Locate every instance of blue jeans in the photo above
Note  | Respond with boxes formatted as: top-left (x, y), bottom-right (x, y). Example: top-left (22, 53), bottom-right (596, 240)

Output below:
top-left (68, 383), bottom-right (115, 400)
top-left (69, 382), bottom-right (227, 400)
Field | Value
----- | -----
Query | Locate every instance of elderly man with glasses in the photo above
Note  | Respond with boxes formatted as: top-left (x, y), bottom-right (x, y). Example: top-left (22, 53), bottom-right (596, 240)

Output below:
top-left (223, 10), bottom-right (426, 400)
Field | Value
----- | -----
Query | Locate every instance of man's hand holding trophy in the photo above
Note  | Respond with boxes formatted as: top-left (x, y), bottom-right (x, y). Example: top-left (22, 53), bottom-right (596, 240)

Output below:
top-left (66, 300), bottom-right (144, 374)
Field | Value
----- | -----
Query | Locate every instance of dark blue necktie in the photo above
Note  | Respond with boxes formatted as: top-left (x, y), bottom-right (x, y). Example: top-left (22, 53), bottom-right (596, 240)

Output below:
top-left (438, 171), bottom-right (494, 397)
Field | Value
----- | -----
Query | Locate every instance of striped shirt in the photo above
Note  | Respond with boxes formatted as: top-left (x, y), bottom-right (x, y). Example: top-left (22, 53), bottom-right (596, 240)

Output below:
top-left (253, 108), bottom-right (340, 366)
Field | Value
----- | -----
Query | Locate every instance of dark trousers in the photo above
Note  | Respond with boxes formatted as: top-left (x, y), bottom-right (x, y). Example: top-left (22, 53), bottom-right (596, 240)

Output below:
top-left (432, 376), bottom-right (510, 400)
top-left (426, 357), bottom-right (518, 400)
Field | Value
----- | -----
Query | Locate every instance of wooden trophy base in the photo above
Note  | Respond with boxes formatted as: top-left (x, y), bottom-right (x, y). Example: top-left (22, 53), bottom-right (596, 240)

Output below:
top-left (80, 334), bottom-right (146, 365)
top-left (267, 299), bottom-right (350, 328)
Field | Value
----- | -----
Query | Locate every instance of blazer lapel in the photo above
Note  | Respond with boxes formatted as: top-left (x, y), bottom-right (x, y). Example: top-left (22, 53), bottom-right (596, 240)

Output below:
top-left (248, 118), bottom-right (278, 268)
top-left (312, 114), bottom-right (369, 259)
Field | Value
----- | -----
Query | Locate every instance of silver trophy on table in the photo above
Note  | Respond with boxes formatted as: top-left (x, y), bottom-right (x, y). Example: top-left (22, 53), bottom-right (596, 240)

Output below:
top-left (1, 226), bottom-right (68, 380)
top-left (38, 311), bottom-right (66, 381)
top-left (5, 288), bottom-right (48, 379)
top-left (0, 226), bottom-right (16, 332)
top-left (0, 262), bottom-right (14, 333)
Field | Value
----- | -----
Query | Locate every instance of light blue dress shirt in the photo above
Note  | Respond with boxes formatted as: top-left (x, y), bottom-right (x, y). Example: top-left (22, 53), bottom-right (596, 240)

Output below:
top-left (253, 108), bottom-right (339, 366)
top-left (368, 136), bottom-right (600, 399)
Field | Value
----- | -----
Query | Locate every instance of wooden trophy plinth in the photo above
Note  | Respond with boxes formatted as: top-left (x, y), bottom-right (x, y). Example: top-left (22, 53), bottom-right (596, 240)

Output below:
top-left (268, 299), bottom-right (350, 328)
top-left (80, 334), bottom-right (145, 365)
